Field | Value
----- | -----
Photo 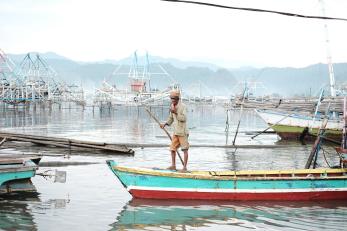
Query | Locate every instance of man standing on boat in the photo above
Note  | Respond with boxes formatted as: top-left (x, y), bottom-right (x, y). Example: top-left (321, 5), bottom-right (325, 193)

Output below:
top-left (160, 90), bottom-right (189, 172)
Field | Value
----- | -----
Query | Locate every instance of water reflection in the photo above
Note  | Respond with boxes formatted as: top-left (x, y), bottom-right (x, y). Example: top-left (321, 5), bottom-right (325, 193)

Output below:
top-left (0, 105), bottom-right (279, 146)
top-left (0, 192), bottom-right (40, 230)
top-left (0, 105), bottom-right (344, 230)
top-left (111, 199), bottom-right (347, 231)
top-left (0, 191), bottom-right (72, 231)
top-left (223, 148), bottom-right (238, 171)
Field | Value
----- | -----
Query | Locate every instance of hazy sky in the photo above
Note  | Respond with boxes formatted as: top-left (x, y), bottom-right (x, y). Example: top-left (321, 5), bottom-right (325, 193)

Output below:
top-left (1, 0), bottom-right (347, 68)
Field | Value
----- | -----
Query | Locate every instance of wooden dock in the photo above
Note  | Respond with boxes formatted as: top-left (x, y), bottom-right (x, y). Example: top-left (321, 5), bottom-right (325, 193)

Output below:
top-left (0, 132), bottom-right (134, 155)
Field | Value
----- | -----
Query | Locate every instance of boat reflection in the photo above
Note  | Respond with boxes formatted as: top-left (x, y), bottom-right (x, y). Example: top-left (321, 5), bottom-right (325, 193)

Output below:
top-left (0, 191), bottom-right (40, 230)
top-left (0, 191), bottom-right (71, 230)
top-left (111, 199), bottom-right (347, 230)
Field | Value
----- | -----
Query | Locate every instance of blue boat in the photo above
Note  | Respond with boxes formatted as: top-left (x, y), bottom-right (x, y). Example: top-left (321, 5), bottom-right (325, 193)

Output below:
top-left (107, 160), bottom-right (347, 201)
top-left (0, 155), bottom-right (40, 193)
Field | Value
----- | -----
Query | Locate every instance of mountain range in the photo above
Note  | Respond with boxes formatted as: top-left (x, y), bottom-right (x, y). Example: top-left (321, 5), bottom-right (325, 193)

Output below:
top-left (7, 52), bottom-right (347, 97)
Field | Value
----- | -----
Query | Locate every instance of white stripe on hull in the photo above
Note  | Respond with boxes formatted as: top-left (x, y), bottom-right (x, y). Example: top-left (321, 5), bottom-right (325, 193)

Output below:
top-left (128, 186), bottom-right (347, 193)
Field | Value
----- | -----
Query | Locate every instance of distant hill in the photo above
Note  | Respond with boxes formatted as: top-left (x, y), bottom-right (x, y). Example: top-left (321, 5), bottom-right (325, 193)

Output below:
top-left (114, 55), bottom-right (221, 70)
top-left (9, 52), bottom-right (70, 63)
top-left (231, 63), bottom-right (347, 96)
top-left (7, 52), bottom-right (347, 97)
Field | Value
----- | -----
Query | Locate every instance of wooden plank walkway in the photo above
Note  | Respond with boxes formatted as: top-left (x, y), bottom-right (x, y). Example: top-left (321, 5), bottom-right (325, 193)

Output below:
top-left (0, 132), bottom-right (134, 154)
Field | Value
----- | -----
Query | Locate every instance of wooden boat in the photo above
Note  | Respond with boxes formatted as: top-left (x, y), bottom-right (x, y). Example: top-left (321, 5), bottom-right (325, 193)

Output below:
top-left (0, 155), bottom-right (41, 193)
top-left (107, 160), bottom-right (347, 201)
top-left (255, 109), bottom-right (342, 141)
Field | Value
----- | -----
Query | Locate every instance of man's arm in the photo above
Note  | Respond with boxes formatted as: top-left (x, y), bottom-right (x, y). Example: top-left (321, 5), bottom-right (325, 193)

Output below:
top-left (166, 112), bottom-right (174, 125)
top-left (160, 111), bottom-right (173, 128)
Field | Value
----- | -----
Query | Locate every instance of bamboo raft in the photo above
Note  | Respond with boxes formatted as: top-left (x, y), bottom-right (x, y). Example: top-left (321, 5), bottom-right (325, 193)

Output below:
top-left (0, 132), bottom-right (134, 154)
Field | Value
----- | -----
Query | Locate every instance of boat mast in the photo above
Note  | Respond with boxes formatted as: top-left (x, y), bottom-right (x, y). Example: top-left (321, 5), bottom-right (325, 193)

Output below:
top-left (319, 0), bottom-right (336, 98)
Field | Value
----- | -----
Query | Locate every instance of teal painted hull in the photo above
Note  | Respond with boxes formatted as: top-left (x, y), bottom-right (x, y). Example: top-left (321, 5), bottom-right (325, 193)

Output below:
top-left (116, 170), bottom-right (347, 190)
top-left (0, 159), bottom-right (38, 193)
top-left (107, 160), bottom-right (347, 200)
top-left (0, 170), bottom-right (36, 186)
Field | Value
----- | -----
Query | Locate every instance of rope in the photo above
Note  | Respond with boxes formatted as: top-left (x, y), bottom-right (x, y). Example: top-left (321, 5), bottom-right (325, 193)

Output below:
top-left (321, 147), bottom-right (332, 168)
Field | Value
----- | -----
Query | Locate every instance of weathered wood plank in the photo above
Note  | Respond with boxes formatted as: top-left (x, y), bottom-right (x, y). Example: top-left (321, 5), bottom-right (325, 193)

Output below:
top-left (0, 132), bottom-right (134, 154)
top-left (0, 137), bottom-right (7, 146)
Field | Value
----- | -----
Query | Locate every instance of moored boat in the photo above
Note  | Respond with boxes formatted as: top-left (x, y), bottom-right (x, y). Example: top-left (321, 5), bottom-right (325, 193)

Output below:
top-left (106, 160), bottom-right (347, 201)
top-left (0, 155), bottom-right (41, 193)
top-left (255, 109), bottom-right (342, 141)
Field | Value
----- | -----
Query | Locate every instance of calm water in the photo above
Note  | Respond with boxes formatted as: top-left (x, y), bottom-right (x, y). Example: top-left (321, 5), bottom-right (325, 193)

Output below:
top-left (0, 104), bottom-right (346, 231)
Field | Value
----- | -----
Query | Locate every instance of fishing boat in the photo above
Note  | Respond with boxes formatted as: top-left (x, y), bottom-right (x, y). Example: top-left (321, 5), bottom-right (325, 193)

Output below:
top-left (255, 109), bottom-right (342, 141)
top-left (107, 160), bottom-right (347, 201)
top-left (0, 155), bottom-right (41, 193)
top-left (93, 51), bottom-right (179, 107)
top-left (108, 98), bottom-right (347, 201)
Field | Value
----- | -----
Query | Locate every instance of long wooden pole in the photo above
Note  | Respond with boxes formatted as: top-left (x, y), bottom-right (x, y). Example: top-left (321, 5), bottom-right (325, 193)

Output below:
top-left (232, 88), bottom-right (247, 145)
top-left (144, 107), bottom-right (184, 166)
top-left (305, 103), bottom-right (330, 169)
top-left (251, 112), bottom-right (294, 139)
top-left (225, 109), bottom-right (230, 145)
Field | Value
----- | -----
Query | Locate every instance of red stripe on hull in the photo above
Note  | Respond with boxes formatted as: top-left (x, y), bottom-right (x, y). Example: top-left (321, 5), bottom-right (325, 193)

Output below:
top-left (129, 189), bottom-right (347, 201)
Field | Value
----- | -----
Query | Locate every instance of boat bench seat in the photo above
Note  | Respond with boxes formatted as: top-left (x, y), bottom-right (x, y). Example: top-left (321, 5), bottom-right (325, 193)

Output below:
top-left (0, 158), bottom-right (24, 165)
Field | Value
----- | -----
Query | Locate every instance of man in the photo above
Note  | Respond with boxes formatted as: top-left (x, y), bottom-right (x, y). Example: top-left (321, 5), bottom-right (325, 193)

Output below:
top-left (160, 90), bottom-right (189, 172)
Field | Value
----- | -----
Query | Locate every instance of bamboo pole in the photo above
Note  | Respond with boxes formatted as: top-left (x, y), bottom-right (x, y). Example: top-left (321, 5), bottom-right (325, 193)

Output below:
top-left (144, 107), bottom-right (184, 166)
top-left (305, 104), bottom-right (330, 169)
top-left (232, 88), bottom-right (247, 146)
top-left (251, 112), bottom-right (294, 139)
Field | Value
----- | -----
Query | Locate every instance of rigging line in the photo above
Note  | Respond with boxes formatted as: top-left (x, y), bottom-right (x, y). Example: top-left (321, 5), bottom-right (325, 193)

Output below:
top-left (161, 0), bottom-right (347, 22)
top-left (321, 147), bottom-right (332, 168)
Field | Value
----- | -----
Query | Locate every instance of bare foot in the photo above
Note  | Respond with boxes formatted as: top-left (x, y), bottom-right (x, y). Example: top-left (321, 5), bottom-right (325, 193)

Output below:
top-left (167, 166), bottom-right (176, 171)
top-left (179, 168), bottom-right (188, 173)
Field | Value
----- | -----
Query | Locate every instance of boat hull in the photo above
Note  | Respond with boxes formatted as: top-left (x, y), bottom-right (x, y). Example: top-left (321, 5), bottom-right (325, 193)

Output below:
top-left (0, 168), bottom-right (36, 188)
top-left (107, 160), bottom-right (347, 201)
top-left (0, 158), bottom-right (39, 193)
top-left (272, 125), bottom-right (342, 141)
top-left (255, 109), bottom-right (342, 141)
top-left (129, 188), bottom-right (347, 201)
